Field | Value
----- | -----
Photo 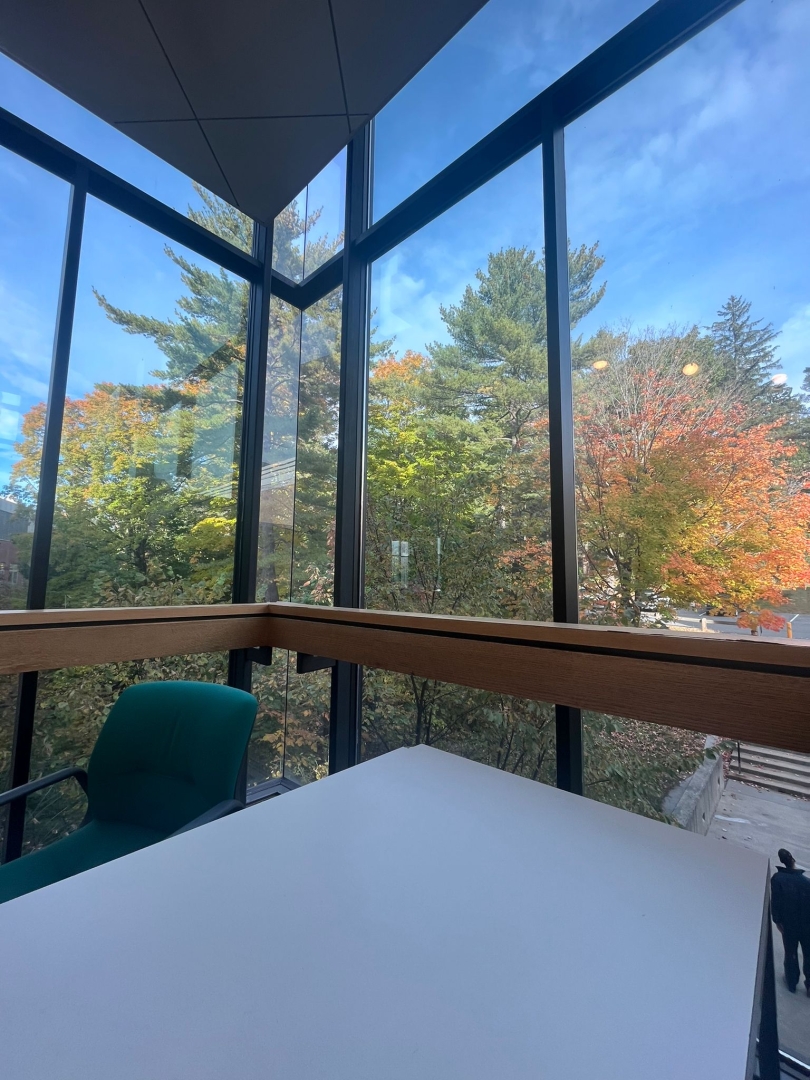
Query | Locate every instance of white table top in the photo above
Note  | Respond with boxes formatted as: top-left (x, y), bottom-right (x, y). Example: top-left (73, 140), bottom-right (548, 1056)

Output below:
top-left (0, 745), bottom-right (770, 1080)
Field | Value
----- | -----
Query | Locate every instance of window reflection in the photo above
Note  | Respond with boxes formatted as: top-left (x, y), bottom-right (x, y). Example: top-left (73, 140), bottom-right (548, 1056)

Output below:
top-left (363, 150), bottom-right (555, 779)
top-left (565, 2), bottom-right (810, 1060)
top-left (0, 53), bottom-right (252, 248)
top-left (0, 147), bottom-right (69, 609)
top-left (38, 196), bottom-right (249, 609)
top-left (373, 0), bottom-right (651, 220)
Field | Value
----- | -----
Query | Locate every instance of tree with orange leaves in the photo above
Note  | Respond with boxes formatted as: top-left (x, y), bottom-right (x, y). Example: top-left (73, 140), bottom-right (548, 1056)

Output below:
top-left (575, 327), bottom-right (810, 625)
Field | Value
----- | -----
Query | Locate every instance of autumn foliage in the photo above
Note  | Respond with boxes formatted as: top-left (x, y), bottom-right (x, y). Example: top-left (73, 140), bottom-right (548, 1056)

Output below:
top-left (576, 343), bottom-right (810, 623)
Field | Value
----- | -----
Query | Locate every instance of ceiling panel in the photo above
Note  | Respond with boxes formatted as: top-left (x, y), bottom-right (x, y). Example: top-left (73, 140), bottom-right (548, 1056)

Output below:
top-left (0, 0), bottom-right (193, 122)
top-left (115, 119), bottom-right (235, 205)
top-left (202, 115), bottom-right (350, 222)
top-left (140, 0), bottom-right (345, 120)
top-left (0, 0), bottom-right (490, 223)
top-left (331, 0), bottom-right (486, 116)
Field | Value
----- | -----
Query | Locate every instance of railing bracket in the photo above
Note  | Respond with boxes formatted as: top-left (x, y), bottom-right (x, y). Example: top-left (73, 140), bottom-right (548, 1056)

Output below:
top-left (296, 653), bottom-right (336, 674)
top-left (244, 646), bottom-right (273, 667)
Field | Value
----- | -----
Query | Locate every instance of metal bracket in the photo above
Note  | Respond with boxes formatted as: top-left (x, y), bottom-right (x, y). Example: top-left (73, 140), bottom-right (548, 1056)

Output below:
top-left (296, 653), bottom-right (336, 674)
top-left (244, 646), bottom-right (273, 667)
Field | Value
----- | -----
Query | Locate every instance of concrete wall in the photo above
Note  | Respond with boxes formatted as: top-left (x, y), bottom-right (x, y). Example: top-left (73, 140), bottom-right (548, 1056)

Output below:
top-left (663, 744), bottom-right (724, 834)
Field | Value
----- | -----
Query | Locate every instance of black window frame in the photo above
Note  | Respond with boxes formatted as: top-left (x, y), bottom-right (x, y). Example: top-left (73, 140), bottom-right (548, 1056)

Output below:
top-left (0, 0), bottom-right (745, 861)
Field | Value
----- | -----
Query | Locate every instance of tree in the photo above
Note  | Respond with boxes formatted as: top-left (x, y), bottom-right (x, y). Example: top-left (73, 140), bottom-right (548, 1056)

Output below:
top-left (575, 326), bottom-right (810, 625)
top-left (8, 188), bottom-right (343, 847)
top-left (10, 201), bottom-right (810, 837)
top-left (710, 295), bottom-right (779, 387)
top-left (707, 295), bottom-right (799, 427)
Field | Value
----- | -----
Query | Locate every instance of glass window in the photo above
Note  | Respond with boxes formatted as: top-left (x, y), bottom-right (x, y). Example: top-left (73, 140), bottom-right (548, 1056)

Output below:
top-left (0, 675), bottom-right (17, 852)
top-left (367, 148), bottom-right (550, 621)
top-left (583, 712), bottom-right (707, 821)
top-left (24, 196), bottom-right (250, 609)
top-left (0, 147), bottom-right (70, 606)
top-left (24, 654), bottom-right (229, 853)
top-left (257, 296), bottom-right (300, 606)
top-left (567, 0), bottom-right (810, 822)
top-left (272, 150), bottom-right (345, 282)
top-left (364, 149), bottom-right (560, 774)
top-left (251, 286), bottom-right (341, 786)
top-left (291, 290), bottom-right (341, 603)
top-left (250, 656), bottom-right (331, 791)
top-left (372, 0), bottom-right (651, 221)
top-left (708, 736), bottom-right (810, 1064)
top-left (566, 22), bottom-right (810, 1061)
top-left (363, 673), bottom-right (556, 786)
top-left (0, 54), bottom-right (253, 251)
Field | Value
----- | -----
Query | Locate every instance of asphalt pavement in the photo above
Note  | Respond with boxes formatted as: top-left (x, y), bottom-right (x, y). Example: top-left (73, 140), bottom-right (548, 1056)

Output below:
top-left (707, 780), bottom-right (810, 1064)
top-left (670, 611), bottom-right (810, 641)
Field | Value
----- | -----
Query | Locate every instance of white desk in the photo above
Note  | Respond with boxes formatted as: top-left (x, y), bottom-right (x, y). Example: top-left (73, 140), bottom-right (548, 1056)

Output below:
top-left (0, 745), bottom-right (775, 1079)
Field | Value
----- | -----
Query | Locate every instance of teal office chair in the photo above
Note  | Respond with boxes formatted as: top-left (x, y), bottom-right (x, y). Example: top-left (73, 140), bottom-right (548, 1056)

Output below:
top-left (0, 680), bottom-right (257, 905)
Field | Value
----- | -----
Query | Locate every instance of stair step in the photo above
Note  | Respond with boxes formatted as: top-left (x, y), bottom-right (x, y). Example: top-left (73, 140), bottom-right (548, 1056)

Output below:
top-left (736, 744), bottom-right (810, 768)
top-left (731, 762), bottom-right (810, 786)
top-left (733, 758), bottom-right (810, 780)
top-left (728, 741), bottom-right (810, 799)
top-left (728, 769), bottom-right (810, 799)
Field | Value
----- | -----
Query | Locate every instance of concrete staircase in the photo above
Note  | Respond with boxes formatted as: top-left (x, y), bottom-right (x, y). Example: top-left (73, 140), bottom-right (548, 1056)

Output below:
top-left (728, 742), bottom-right (810, 800)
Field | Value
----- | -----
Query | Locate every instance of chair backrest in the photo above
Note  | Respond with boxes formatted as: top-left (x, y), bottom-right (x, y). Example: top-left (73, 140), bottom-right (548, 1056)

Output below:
top-left (86, 681), bottom-right (258, 835)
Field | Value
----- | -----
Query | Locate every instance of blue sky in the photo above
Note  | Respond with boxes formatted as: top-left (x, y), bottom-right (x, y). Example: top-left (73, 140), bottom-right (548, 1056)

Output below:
top-left (372, 0), bottom-right (810, 382)
top-left (0, 0), bottom-right (808, 487)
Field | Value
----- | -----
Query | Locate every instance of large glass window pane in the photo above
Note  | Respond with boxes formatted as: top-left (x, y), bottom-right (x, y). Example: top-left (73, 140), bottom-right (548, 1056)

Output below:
top-left (0, 54), bottom-right (253, 250)
top-left (567, 9), bottom-right (810, 1060)
top-left (0, 147), bottom-right (70, 606)
top-left (255, 286), bottom-right (342, 606)
top-left (708, 737), bottom-right (810, 1064)
top-left (272, 151), bottom-right (345, 282)
top-left (21, 196), bottom-right (250, 609)
top-left (249, 656), bottom-right (331, 791)
top-left (24, 654), bottom-right (228, 853)
top-left (363, 673), bottom-right (556, 786)
top-left (251, 286), bottom-right (342, 787)
top-left (567, 0), bottom-right (810, 823)
top-left (0, 675), bottom-right (18, 852)
top-left (256, 296), bottom-right (300, 606)
top-left (373, 0), bottom-right (650, 221)
top-left (291, 291), bottom-right (341, 603)
top-left (364, 149), bottom-right (558, 781)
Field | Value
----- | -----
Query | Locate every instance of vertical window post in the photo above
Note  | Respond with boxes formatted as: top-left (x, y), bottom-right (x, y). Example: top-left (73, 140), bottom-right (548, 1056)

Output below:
top-left (3, 166), bottom-right (87, 863)
top-left (542, 127), bottom-right (584, 795)
top-left (227, 221), bottom-right (272, 802)
top-left (229, 222), bottom-right (272, 660)
top-left (330, 123), bottom-right (373, 773)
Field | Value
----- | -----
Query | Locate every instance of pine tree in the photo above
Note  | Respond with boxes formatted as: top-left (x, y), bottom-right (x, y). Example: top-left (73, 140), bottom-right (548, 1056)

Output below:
top-left (711, 295), bottom-right (778, 382)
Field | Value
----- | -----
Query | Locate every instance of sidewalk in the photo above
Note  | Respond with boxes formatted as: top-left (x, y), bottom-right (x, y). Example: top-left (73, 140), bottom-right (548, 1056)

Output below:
top-left (707, 779), bottom-right (810, 1064)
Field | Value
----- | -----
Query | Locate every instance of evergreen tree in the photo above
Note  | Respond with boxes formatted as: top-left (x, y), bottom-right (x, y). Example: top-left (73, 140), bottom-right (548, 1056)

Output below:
top-left (711, 295), bottom-right (779, 383)
top-left (708, 296), bottom-right (791, 416)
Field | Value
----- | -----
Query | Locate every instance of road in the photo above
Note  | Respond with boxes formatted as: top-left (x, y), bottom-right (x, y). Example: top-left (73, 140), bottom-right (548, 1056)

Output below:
top-left (669, 610), bottom-right (810, 641)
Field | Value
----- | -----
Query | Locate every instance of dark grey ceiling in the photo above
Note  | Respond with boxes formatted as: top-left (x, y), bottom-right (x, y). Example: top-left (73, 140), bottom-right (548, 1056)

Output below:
top-left (0, 0), bottom-right (489, 224)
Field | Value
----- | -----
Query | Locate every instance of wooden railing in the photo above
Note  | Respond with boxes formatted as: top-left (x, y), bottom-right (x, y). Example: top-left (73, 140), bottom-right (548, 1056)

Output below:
top-left (2, 602), bottom-right (810, 753)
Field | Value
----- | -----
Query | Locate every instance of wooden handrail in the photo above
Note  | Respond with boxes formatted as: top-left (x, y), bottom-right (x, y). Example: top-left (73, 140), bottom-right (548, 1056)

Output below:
top-left (264, 603), bottom-right (810, 753)
top-left (0, 604), bottom-right (271, 674)
top-left (2, 602), bottom-right (810, 752)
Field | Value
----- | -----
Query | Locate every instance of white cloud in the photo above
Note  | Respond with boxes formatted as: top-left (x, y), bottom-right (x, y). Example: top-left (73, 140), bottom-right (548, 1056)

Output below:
top-left (373, 251), bottom-right (452, 355)
top-left (567, 0), bottom-right (810, 247)
top-left (0, 406), bottom-right (20, 442)
top-left (0, 276), bottom-right (54, 405)
top-left (778, 303), bottom-right (810, 387)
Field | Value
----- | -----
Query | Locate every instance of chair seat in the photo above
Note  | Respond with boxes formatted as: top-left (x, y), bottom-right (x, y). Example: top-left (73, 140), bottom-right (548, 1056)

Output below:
top-left (0, 819), bottom-right (168, 905)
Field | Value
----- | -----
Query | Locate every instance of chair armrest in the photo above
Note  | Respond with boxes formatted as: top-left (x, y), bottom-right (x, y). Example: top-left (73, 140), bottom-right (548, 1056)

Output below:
top-left (0, 766), bottom-right (89, 808)
top-left (169, 799), bottom-right (244, 837)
